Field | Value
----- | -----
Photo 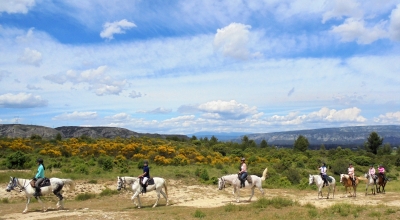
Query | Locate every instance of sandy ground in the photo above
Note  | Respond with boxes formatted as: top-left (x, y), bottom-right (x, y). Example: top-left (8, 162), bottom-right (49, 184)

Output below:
top-left (0, 178), bottom-right (399, 219)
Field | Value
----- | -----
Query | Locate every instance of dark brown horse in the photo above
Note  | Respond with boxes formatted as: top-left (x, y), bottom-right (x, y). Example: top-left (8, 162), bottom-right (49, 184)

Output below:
top-left (376, 174), bottom-right (387, 193)
top-left (340, 174), bottom-right (359, 197)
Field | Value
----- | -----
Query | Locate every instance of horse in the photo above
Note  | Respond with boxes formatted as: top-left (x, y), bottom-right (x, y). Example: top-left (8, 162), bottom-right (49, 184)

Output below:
top-left (364, 173), bottom-right (377, 195)
top-left (218, 167), bottom-right (268, 203)
top-left (5, 176), bottom-right (75, 213)
top-left (376, 173), bottom-right (387, 193)
top-left (116, 176), bottom-right (169, 208)
top-left (308, 174), bottom-right (336, 199)
top-left (339, 174), bottom-right (359, 197)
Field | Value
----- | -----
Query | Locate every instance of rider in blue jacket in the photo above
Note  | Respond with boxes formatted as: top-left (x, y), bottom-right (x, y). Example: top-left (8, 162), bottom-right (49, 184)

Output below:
top-left (34, 158), bottom-right (45, 197)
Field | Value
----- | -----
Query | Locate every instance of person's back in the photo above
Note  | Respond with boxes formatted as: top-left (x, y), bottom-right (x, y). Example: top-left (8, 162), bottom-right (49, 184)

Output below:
top-left (139, 161), bottom-right (150, 193)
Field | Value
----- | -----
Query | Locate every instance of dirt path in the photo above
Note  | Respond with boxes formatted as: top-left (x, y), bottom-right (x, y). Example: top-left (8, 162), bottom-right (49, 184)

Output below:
top-left (1, 179), bottom-right (399, 219)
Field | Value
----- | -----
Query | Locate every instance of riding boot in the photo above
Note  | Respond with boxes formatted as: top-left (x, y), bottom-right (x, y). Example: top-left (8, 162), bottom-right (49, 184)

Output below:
top-left (143, 185), bottom-right (147, 193)
top-left (34, 187), bottom-right (41, 197)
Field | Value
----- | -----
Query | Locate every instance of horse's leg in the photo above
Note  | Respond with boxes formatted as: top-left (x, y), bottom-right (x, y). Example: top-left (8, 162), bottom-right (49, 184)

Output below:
top-left (235, 186), bottom-right (240, 203)
top-left (53, 184), bottom-right (64, 209)
top-left (153, 188), bottom-right (161, 208)
top-left (248, 186), bottom-right (255, 202)
top-left (23, 197), bottom-right (31, 214)
top-left (131, 191), bottom-right (140, 208)
top-left (37, 196), bottom-right (47, 212)
top-left (160, 190), bottom-right (169, 206)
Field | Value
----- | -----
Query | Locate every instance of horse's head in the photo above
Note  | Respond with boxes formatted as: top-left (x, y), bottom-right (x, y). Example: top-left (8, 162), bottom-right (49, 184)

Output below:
top-left (6, 176), bottom-right (17, 192)
top-left (116, 176), bottom-right (125, 191)
top-left (308, 174), bottom-right (314, 185)
top-left (218, 178), bottom-right (225, 190)
top-left (339, 174), bottom-right (345, 183)
top-left (364, 173), bottom-right (368, 178)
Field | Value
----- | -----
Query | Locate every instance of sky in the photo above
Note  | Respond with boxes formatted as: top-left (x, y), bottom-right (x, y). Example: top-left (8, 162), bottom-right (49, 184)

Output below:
top-left (0, 0), bottom-right (400, 135)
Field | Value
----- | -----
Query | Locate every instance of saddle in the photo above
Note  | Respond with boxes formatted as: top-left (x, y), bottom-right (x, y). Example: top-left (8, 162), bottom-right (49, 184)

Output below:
top-left (139, 177), bottom-right (154, 187)
top-left (237, 174), bottom-right (252, 184)
top-left (30, 178), bottom-right (51, 188)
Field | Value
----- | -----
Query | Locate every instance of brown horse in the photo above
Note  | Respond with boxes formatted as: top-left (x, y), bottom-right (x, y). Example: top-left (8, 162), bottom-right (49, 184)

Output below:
top-left (376, 174), bottom-right (387, 193)
top-left (340, 174), bottom-right (359, 197)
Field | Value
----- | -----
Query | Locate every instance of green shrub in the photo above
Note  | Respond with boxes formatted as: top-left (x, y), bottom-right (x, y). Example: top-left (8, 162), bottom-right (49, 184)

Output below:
top-left (285, 168), bottom-right (301, 184)
top-left (1, 198), bottom-right (9, 203)
top-left (308, 209), bottom-right (318, 218)
top-left (193, 210), bottom-right (206, 218)
top-left (224, 203), bottom-right (237, 212)
top-left (75, 193), bottom-right (96, 201)
top-left (252, 197), bottom-right (295, 209)
top-left (75, 164), bottom-right (89, 175)
top-left (6, 151), bottom-right (28, 169)
top-left (120, 167), bottom-right (129, 174)
top-left (385, 208), bottom-right (396, 215)
top-left (195, 168), bottom-right (209, 181)
top-left (100, 188), bottom-right (119, 197)
top-left (98, 156), bottom-right (113, 171)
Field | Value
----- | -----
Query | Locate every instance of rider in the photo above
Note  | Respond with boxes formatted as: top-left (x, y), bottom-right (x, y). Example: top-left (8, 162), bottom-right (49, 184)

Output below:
top-left (238, 158), bottom-right (247, 188)
top-left (369, 164), bottom-right (376, 184)
top-left (319, 163), bottom-right (328, 187)
top-left (378, 164), bottom-right (386, 181)
top-left (348, 163), bottom-right (355, 186)
top-left (138, 160), bottom-right (150, 193)
top-left (34, 158), bottom-right (46, 197)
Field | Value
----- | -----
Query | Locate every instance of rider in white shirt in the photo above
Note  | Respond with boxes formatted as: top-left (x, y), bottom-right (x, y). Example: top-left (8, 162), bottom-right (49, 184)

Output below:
top-left (319, 163), bottom-right (328, 186)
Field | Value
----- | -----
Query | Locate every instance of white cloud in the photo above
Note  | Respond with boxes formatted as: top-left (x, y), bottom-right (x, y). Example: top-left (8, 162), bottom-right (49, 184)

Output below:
top-left (18, 48), bottom-right (42, 66)
top-left (213, 23), bottom-right (253, 60)
top-left (330, 18), bottom-right (388, 44)
top-left (138, 107), bottom-right (172, 114)
top-left (52, 111), bottom-right (98, 121)
top-left (105, 113), bottom-right (131, 121)
top-left (198, 100), bottom-right (258, 120)
top-left (26, 84), bottom-right (42, 90)
top-left (129, 90), bottom-right (142, 99)
top-left (389, 4), bottom-right (400, 41)
top-left (306, 107), bottom-right (367, 122)
top-left (374, 111), bottom-right (400, 124)
top-left (322, 0), bottom-right (363, 23)
top-left (0, 92), bottom-right (47, 108)
top-left (44, 66), bottom-right (127, 96)
top-left (0, 0), bottom-right (35, 14)
top-left (100, 19), bottom-right (136, 40)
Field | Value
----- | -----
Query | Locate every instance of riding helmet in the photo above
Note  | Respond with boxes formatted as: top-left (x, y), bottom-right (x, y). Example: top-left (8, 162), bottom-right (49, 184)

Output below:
top-left (36, 158), bottom-right (43, 163)
top-left (241, 158), bottom-right (245, 161)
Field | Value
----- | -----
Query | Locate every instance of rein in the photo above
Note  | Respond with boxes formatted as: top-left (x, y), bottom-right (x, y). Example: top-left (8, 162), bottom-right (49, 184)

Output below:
top-left (10, 178), bottom-right (30, 192)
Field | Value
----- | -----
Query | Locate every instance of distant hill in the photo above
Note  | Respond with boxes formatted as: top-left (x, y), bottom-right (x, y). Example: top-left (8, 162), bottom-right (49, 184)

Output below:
top-left (0, 124), bottom-right (189, 140)
top-left (189, 131), bottom-right (248, 141)
top-left (232, 125), bottom-right (400, 149)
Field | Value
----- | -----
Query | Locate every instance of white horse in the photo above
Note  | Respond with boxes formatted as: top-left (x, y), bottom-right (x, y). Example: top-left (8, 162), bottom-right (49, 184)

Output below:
top-left (6, 176), bottom-right (75, 213)
top-left (308, 174), bottom-right (336, 199)
top-left (116, 176), bottom-right (169, 208)
top-left (364, 173), bottom-right (377, 195)
top-left (218, 167), bottom-right (268, 203)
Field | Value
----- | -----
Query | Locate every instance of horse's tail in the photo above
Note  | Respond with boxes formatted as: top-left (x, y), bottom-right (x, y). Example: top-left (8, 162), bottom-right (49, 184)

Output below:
top-left (61, 179), bottom-right (75, 191)
top-left (163, 179), bottom-right (168, 197)
top-left (261, 167), bottom-right (268, 181)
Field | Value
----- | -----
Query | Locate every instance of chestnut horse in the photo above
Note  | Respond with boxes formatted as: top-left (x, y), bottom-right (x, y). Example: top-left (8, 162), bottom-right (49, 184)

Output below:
top-left (376, 174), bottom-right (387, 193)
top-left (340, 174), bottom-right (359, 197)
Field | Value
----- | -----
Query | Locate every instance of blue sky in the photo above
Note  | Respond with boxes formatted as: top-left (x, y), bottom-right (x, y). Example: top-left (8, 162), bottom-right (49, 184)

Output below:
top-left (0, 0), bottom-right (400, 135)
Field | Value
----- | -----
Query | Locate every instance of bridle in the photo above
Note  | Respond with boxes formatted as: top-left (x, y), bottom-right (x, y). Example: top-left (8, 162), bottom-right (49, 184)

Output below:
top-left (218, 177), bottom-right (226, 190)
top-left (7, 177), bottom-right (29, 192)
top-left (117, 177), bottom-right (126, 190)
